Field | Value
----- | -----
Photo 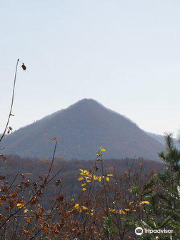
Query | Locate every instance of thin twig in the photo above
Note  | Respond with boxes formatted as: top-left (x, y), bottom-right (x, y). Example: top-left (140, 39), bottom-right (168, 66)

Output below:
top-left (0, 59), bottom-right (19, 143)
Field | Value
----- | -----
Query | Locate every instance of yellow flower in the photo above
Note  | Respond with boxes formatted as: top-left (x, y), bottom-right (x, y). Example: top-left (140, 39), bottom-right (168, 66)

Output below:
top-left (17, 203), bottom-right (24, 209)
top-left (99, 176), bottom-right (102, 181)
top-left (86, 179), bottom-right (91, 183)
top-left (101, 148), bottom-right (106, 152)
top-left (93, 175), bottom-right (103, 181)
top-left (24, 208), bottom-right (29, 213)
top-left (82, 206), bottom-right (88, 210)
top-left (141, 200), bottom-right (150, 205)
top-left (109, 208), bottom-right (116, 213)
top-left (93, 175), bottom-right (98, 180)
top-left (82, 188), bottom-right (87, 191)
top-left (106, 177), bottom-right (110, 182)
top-left (79, 169), bottom-right (88, 174)
top-left (107, 174), bottom-right (113, 177)
top-left (119, 210), bottom-right (126, 214)
top-left (78, 177), bottom-right (84, 181)
top-left (81, 183), bottom-right (86, 186)
top-left (74, 204), bottom-right (80, 209)
top-left (125, 209), bottom-right (130, 211)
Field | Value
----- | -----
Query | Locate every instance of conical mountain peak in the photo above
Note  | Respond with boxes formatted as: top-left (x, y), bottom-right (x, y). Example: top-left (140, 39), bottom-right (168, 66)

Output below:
top-left (2, 99), bottom-right (163, 161)
top-left (66, 98), bottom-right (106, 111)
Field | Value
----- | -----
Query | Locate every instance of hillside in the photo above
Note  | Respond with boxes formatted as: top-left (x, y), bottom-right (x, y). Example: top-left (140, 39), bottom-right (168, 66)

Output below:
top-left (2, 99), bottom-right (164, 161)
top-left (147, 132), bottom-right (179, 149)
top-left (0, 155), bottom-right (164, 200)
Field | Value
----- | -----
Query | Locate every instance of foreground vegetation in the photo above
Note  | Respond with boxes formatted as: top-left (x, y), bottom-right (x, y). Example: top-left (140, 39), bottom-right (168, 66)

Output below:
top-left (0, 135), bottom-right (179, 239)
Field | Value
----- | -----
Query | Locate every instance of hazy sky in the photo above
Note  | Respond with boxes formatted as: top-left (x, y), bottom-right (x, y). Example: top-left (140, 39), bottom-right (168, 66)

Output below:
top-left (0, 0), bottom-right (180, 136)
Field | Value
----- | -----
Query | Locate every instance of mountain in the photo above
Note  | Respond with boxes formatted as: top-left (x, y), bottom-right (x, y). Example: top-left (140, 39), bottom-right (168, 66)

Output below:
top-left (1, 99), bottom-right (164, 161)
top-left (147, 132), bottom-right (167, 145)
top-left (147, 132), bottom-right (179, 149)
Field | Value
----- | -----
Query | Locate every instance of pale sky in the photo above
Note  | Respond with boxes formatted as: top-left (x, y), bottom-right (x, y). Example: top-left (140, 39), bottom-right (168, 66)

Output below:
top-left (0, 0), bottom-right (180, 136)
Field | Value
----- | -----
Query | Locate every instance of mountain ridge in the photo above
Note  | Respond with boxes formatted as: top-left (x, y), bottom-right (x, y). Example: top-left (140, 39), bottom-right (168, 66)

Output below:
top-left (2, 99), bottom-right (164, 161)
